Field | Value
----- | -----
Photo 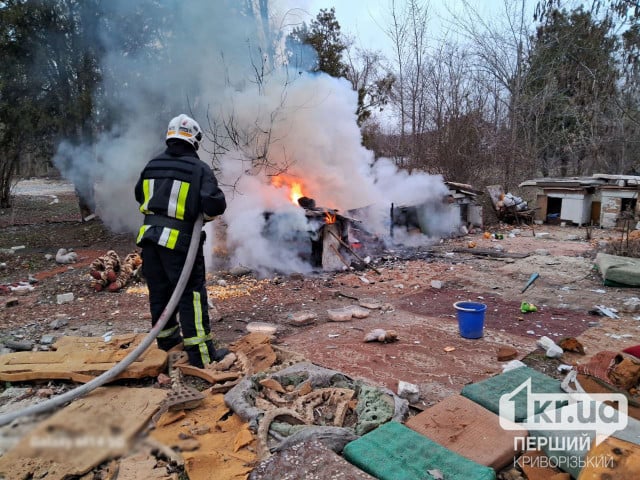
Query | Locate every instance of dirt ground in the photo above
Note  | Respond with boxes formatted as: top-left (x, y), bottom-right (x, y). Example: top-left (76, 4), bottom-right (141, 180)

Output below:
top-left (1, 179), bottom-right (640, 442)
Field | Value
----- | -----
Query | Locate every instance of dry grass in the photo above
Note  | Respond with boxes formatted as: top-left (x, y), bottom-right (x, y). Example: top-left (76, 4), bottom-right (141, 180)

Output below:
top-left (603, 229), bottom-right (640, 258)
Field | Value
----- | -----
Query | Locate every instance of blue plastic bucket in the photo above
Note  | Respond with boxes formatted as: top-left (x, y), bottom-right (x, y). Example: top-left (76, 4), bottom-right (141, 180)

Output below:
top-left (453, 301), bottom-right (487, 339)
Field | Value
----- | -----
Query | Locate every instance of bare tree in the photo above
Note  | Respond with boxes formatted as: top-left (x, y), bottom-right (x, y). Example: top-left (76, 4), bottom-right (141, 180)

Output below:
top-left (447, 0), bottom-right (535, 189)
top-left (383, 0), bottom-right (432, 170)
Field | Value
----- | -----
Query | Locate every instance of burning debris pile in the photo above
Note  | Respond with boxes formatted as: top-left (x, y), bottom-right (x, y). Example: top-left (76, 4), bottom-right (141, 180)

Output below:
top-left (246, 171), bottom-right (456, 274)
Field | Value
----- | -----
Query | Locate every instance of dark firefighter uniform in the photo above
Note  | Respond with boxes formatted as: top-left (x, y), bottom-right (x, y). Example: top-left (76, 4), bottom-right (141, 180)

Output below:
top-left (135, 139), bottom-right (226, 368)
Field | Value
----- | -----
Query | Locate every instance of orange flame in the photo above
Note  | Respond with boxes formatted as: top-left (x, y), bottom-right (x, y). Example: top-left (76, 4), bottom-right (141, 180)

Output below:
top-left (325, 210), bottom-right (336, 224)
top-left (271, 176), bottom-right (306, 206)
top-left (289, 182), bottom-right (304, 205)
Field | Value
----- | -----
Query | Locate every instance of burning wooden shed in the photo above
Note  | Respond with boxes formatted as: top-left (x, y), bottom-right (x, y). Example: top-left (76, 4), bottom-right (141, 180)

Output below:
top-left (390, 181), bottom-right (483, 236)
top-left (262, 197), bottom-right (358, 272)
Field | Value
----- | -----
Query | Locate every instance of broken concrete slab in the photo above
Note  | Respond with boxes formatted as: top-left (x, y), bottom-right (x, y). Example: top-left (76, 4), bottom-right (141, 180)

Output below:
top-left (359, 298), bottom-right (383, 309)
top-left (286, 310), bottom-right (318, 326)
top-left (0, 334), bottom-right (167, 383)
top-left (246, 322), bottom-right (278, 335)
top-left (327, 307), bottom-right (354, 322)
top-left (0, 386), bottom-right (165, 480)
top-left (4, 339), bottom-right (34, 351)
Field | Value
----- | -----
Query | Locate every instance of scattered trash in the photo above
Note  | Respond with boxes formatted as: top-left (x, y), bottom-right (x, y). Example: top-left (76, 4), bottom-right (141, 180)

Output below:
top-left (443, 346), bottom-right (456, 352)
top-left (8, 283), bottom-right (34, 295)
top-left (520, 302), bottom-right (537, 313)
top-left (397, 381), bottom-right (420, 403)
top-left (102, 331), bottom-right (113, 342)
top-left (594, 305), bottom-right (620, 319)
top-left (622, 297), bottom-right (640, 313)
top-left (557, 364), bottom-right (573, 373)
top-left (55, 248), bottom-right (78, 264)
top-left (430, 280), bottom-right (443, 289)
top-left (427, 469), bottom-right (445, 480)
top-left (520, 273), bottom-right (540, 293)
top-left (56, 292), bottom-right (74, 304)
top-left (497, 346), bottom-right (518, 362)
top-left (536, 336), bottom-right (563, 358)
top-left (4, 297), bottom-right (19, 308)
top-left (502, 360), bottom-right (527, 372)
top-left (558, 337), bottom-right (585, 354)
top-left (90, 250), bottom-right (142, 292)
top-left (363, 329), bottom-right (398, 343)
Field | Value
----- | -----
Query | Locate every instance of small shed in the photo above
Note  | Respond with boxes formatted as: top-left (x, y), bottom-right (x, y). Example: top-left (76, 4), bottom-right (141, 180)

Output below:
top-left (445, 181), bottom-right (483, 228)
top-left (595, 175), bottom-right (640, 228)
top-left (391, 181), bottom-right (484, 236)
top-left (519, 174), bottom-right (640, 227)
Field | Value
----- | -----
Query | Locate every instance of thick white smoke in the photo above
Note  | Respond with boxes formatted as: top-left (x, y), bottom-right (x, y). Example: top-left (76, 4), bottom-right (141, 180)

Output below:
top-left (52, 1), bottom-right (458, 275)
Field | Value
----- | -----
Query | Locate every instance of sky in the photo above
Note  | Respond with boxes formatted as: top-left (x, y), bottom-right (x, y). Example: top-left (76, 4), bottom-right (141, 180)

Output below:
top-left (294, 0), bottom-right (508, 58)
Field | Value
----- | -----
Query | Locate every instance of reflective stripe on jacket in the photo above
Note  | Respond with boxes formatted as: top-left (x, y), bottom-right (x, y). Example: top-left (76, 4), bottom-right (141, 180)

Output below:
top-left (134, 142), bottom-right (226, 252)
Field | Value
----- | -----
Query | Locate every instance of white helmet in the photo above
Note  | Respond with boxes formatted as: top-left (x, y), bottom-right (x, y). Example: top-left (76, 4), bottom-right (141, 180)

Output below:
top-left (166, 114), bottom-right (203, 150)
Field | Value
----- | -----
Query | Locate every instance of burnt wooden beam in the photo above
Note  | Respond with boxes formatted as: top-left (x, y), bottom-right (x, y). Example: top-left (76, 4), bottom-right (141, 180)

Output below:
top-left (452, 248), bottom-right (530, 259)
top-left (326, 229), bottom-right (382, 275)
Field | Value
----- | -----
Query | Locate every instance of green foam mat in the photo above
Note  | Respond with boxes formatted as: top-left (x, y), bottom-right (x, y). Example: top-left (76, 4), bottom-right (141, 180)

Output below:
top-left (343, 421), bottom-right (496, 480)
top-left (461, 366), bottom-right (563, 421)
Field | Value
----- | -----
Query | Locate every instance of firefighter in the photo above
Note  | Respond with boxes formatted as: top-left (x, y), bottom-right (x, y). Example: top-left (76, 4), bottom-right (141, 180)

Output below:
top-left (135, 114), bottom-right (228, 368)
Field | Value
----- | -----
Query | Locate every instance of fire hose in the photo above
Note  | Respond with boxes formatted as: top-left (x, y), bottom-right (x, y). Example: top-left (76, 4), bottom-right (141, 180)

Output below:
top-left (0, 216), bottom-right (204, 427)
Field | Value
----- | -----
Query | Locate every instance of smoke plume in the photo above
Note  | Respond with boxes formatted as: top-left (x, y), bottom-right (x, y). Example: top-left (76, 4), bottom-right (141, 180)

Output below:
top-left (52, 0), bottom-right (457, 274)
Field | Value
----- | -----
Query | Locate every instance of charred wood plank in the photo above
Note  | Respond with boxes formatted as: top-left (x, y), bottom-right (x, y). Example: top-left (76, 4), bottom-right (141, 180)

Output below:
top-left (452, 248), bottom-right (530, 259)
top-left (326, 229), bottom-right (381, 275)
